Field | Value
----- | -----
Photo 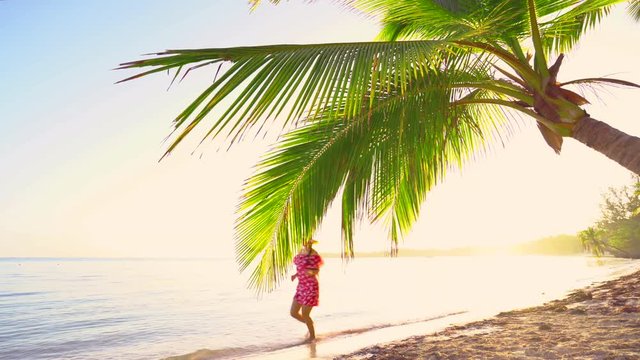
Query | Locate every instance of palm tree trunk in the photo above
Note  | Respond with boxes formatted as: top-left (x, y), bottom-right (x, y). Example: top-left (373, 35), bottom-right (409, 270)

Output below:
top-left (605, 243), bottom-right (631, 258)
top-left (572, 117), bottom-right (640, 175)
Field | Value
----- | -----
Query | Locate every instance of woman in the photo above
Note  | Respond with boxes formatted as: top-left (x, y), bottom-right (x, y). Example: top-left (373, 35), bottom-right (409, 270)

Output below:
top-left (290, 238), bottom-right (323, 341)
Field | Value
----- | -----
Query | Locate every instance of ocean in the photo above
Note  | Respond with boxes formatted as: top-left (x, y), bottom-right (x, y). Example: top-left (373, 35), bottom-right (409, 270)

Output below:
top-left (1, 256), bottom-right (638, 359)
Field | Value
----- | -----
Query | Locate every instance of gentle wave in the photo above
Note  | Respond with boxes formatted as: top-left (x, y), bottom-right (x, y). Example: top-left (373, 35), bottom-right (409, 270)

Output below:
top-left (165, 311), bottom-right (466, 360)
top-left (0, 291), bottom-right (44, 297)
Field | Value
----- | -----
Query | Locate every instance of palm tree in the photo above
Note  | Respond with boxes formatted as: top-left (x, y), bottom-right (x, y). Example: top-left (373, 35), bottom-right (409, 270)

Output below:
top-left (579, 226), bottom-right (634, 257)
top-left (578, 227), bottom-right (607, 257)
top-left (118, 0), bottom-right (640, 292)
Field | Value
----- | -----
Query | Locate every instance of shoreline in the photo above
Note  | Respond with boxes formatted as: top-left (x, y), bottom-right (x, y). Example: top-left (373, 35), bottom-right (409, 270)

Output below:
top-left (335, 268), bottom-right (640, 359)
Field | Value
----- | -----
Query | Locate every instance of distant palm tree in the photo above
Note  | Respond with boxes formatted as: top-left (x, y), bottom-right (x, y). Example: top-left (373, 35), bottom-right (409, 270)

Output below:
top-left (119, 0), bottom-right (640, 291)
top-left (579, 227), bottom-right (607, 257)
top-left (579, 226), bottom-right (634, 257)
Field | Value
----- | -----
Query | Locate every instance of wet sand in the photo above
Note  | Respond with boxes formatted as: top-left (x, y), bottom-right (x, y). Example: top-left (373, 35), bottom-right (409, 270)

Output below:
top-left (336, 269), bottom-right (640, 360)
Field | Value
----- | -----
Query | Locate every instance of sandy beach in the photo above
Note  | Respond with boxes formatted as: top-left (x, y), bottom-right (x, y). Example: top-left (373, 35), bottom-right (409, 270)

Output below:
top-left (336, 269), bottom-right (640, 359)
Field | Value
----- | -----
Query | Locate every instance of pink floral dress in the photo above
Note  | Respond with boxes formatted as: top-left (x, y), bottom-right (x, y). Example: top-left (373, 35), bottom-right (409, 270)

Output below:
top-left (293, 252), bottom-right (324, 307)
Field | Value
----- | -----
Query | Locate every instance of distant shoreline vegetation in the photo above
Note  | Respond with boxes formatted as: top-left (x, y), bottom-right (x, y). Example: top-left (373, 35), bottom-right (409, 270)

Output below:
top-left (579, 176), bottom-right (640, 259)
top-left (323, 234), bottom-right (586, 258)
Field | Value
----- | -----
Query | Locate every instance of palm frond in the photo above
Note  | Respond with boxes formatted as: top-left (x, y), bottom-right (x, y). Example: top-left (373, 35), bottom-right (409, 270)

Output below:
top-left (118, 41), bottom-right (449, 157)
top-left (236, 99), bottom-right (398, 291)
top-left (560, 77), bottom-right (640, 88)
top-left (248, 0), bottom-right (296, 9)
top-left (236, 117), bottom-right (353, 292)
top-left (368, 55), bottom-right (494, 242)
top-left (630, 0), bottom-right (640, 20)
top-left (369, 0), bottom-right (532, 42)
top-left (540, 0), bottom-right (627, 56)
top-left (373, 0), bottom-right (488, 41)
top-left (369, 0), bottom-right (608, 46)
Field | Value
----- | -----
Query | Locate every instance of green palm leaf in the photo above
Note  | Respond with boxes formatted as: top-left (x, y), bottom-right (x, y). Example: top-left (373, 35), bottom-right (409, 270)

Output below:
top-left (236, 119), bottom-right (352, 293)
top-left (630, 0), bottom-right (640, 20)
top-left (540, 0), bottom-right (627, 56)
top-left (372, 0), bottom-right (514, 41)
top-left (352, 0), bottom-right (601, 44)
top-left (118, 41), bottom-right (449, 157)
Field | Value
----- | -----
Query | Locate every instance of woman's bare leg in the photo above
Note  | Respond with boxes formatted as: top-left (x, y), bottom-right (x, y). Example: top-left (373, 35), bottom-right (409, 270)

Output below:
top-left (301, 305), bottom-right (315, 341)
top-left (290, 298), bottom-right (304, 323)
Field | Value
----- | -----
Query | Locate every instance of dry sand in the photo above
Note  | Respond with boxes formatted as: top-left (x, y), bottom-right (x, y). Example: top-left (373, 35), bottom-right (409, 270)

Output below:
top-left (336, 270), bottom-right (640, 360)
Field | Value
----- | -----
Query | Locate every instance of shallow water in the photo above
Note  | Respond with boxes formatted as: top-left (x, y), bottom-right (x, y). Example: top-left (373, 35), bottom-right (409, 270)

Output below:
top-left (0, 256), bottom-right (638, 360)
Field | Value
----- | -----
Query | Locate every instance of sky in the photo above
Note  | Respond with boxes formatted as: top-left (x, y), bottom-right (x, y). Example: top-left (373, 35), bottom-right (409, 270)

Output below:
top-left (0, 1), bottom-right (639, 258)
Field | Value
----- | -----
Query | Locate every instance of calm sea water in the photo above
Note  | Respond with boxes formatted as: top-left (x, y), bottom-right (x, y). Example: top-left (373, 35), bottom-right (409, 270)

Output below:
top-left (0, 256), bottom-right (638, 360)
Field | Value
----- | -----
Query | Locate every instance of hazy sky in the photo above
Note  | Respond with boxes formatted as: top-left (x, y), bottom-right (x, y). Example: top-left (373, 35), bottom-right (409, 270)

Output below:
top-left (1, 1), bottom-right (639, 258)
